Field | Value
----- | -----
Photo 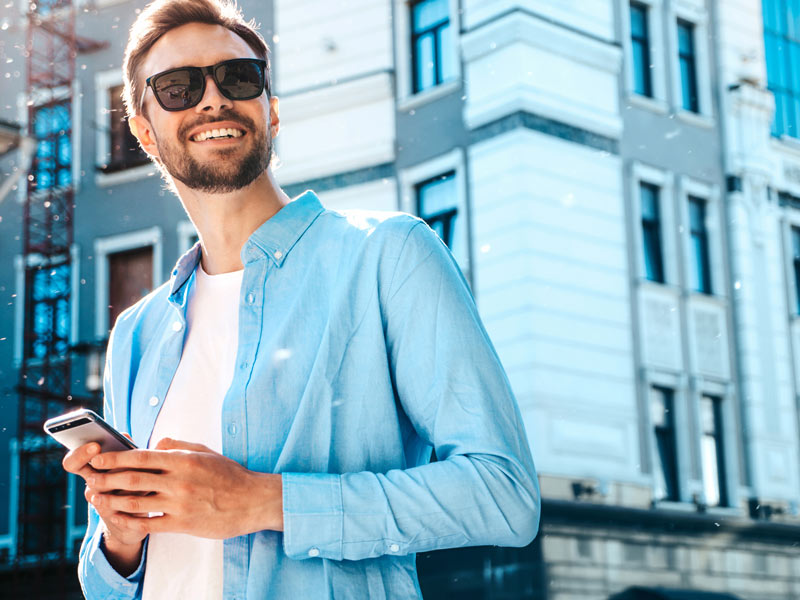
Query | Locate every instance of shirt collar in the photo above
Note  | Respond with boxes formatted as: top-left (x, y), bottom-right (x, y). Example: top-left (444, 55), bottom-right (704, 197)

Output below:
top-left (168, 190), bottom-right (324, 300)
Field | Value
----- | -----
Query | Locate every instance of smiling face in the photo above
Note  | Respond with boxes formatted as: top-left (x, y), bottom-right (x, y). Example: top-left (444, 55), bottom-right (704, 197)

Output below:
top-left (130, 22), bottom-right (276, 194)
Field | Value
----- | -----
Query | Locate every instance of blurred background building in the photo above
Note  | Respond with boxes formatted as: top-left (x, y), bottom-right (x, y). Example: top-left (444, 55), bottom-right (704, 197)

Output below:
top-left (0, 0), bottom-right (799, 598)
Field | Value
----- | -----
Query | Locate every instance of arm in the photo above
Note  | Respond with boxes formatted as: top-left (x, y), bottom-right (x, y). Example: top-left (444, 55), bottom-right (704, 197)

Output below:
top-left (77, 345), bottom-right (149, 600)
top-left (281, 221), bottom-right (540, 561)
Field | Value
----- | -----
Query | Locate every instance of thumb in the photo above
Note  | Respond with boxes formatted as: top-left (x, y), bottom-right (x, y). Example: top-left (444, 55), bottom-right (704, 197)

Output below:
top-left (155, 437), bottom-right (213, 453)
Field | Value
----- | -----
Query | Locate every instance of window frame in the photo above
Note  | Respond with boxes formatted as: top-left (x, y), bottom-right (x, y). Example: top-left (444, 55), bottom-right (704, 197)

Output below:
top-left (393, 0), bottom-right (462, 111)
top-left (687, 196), bottom-right (712, 294)
top-left (631, 162), bottom-right (677, 286)
top-left (15, 82), bottom-right (82, 203)
top-left (677, 176), bottom-right (722, 297)
top-left (650, 384), bottom-right (681, 502)
top-left (676, 18), bottom-right (699, 113)
top-left (94, 227), bottom-right (163, 337)
top-left (640, 180), bottom-right (665, 284)
top-left (629, 1), bottom-right (654, 98)
top-left (13, 245), bottom-right (80, 369)
top-left (622, 0), bottom-right (668, 113)
top-left (667, 4), bottom-right (713, 124)
top-left (415, 171), bottom-right (458, 248)
top-left (399, 148), bottom-right (470, 282)
top-left (94, 69), bottom-right (155, 187)
top-left (698, 393), bottom-right (728, 507)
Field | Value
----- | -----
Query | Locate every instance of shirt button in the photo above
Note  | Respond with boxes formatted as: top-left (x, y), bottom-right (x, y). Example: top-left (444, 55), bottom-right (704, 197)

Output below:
top-left (247, 293), bottom-right (255, 304)
top-left (148, 396), bottom-right (159, 407)
top-left (389, 543), bottom-right (399, 552)
top-left (274, 250), bottom-right (283, 260)
top-left (172, 321), bottom-right (183, 332)
top-left (308, 547), bottom-right (320, 557)
top-left (240, 361), bottom-right (249, 370)
top-left (227, 423), bottom-right (237, 435)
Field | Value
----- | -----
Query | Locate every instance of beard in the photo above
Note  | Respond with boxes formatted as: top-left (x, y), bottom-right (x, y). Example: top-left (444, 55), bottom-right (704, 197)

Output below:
top-left (154, 109), bottom-right (272, 194)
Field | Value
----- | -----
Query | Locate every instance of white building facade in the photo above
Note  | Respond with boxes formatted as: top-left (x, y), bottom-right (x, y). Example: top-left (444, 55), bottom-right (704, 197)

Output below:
top-left (2, 0), bottom-right (800, 598)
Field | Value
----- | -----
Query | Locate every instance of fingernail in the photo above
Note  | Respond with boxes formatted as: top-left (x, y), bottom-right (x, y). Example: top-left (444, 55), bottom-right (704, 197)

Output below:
top-left (88, 444), bottom-right (99, 455)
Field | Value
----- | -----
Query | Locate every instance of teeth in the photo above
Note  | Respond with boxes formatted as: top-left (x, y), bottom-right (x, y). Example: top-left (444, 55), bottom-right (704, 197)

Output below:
top-left (192, 127), bottom-right (244, 141)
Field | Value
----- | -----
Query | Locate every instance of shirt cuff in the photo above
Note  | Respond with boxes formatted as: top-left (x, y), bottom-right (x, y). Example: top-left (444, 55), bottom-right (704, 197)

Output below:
top-left (83, 525), bottom-right (148, 596)
top-left (281, 472), bottom-right (343, 561)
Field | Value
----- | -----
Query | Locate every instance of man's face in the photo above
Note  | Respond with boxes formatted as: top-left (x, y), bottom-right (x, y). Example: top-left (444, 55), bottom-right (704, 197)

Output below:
top-left (132, 23), bottom-right (276, 194)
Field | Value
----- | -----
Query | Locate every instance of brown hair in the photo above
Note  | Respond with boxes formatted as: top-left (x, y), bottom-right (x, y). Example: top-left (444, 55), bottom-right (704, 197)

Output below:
top-left (122, 0), bottom-right (271, 118)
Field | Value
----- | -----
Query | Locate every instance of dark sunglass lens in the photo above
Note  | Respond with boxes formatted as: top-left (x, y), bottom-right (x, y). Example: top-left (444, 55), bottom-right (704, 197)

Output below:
top-left (153, 69), bottom-right (204, 110)
top-left (215, 61), bottom-right (263, 99)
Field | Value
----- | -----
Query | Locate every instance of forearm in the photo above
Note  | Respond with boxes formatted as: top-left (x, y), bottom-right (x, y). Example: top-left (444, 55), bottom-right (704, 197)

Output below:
top-left (101, 528), bottom-right (145, 578)
top-left (281, 453), bottom-right (540, 562)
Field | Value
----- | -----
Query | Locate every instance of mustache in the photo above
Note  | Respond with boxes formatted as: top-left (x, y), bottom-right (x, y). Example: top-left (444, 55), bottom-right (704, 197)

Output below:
top-left (178, 109), bottom-right (258, 139)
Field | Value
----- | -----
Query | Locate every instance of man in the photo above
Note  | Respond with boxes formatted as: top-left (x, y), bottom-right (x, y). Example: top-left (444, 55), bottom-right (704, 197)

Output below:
top-left (62, 0), bottom-right (539, 598)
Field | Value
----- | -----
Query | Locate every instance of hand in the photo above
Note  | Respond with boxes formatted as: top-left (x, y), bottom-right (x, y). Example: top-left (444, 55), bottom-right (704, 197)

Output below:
top-left (85, 438), bottom-right (284, 539)
top-left (62, 438), bottom-right (150, 549)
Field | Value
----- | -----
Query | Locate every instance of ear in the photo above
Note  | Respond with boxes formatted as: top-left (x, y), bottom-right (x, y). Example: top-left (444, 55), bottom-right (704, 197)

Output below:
top-left (129, 114), bottom-right (160, 159)
top-left (268, 96), bottom-right (280, 137)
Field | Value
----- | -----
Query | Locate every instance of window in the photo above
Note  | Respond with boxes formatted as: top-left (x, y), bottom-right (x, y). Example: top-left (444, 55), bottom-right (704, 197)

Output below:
top-left (32, 101), bottom-right (72, 191)
top-left (651, 386), bottom-right (679, 501)
top-left (102, 84), bottom-right (148, 173)
top-left (108, 247), bottom-right (153, 327)
top-left (700, 395), bottom-right (727, 507)
top-left (24, 260), bottom-right (70, 360)
top-left (640, 182), bottom-right (665, 283)
top-left (763, 0), bottom-right (800, 137)
top-left (416, 172), bottom-right (457, 249)
top-left (688, 197), bottom-right (712, 294)
top-left (792, 227), bottom-right (800, 314)
top-left (677, 20), bottom-right (699, 113)
top-left (411, 0), bottom-right (455, 94)
top-left (630, 2), bottom-right (653, 97)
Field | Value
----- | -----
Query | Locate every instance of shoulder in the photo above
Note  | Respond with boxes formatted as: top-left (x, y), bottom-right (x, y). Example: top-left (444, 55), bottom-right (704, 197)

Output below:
top-left (315, 206), bottom-right (438, 256)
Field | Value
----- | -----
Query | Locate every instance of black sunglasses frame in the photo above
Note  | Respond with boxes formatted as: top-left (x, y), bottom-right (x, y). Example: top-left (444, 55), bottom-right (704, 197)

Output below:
top-left (144, 58), bottom-right (269, 112)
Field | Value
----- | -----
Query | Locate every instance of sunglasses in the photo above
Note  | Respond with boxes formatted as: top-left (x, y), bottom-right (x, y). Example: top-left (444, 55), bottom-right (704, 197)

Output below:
top-left (144, 58), bottom-right (269, 112)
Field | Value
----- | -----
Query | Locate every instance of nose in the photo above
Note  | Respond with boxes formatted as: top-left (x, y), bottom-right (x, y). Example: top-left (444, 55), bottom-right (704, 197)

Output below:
top-left (194, 74), bottom-right (231, 113)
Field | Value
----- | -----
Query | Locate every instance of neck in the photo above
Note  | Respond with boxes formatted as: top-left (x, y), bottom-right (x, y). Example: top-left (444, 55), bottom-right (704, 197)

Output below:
top-left (174, 168), bottom-right (290, 275)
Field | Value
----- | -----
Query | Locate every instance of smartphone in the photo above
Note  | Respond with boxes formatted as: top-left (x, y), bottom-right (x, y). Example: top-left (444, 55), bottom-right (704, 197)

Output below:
top-left (43, 408), bottom-right (137, 453)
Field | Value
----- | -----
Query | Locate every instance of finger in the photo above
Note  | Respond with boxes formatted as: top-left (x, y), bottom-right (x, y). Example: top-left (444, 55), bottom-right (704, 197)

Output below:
top-left (111, 512), bottom-right (172, 535)
top-left (86, 470), bottom-right (164, 494)
top-left (63, 443), bottom-right (101, 474)
top-left (155, 437), bottom-right (213, 453)
top-left (91, 491), bottom-right (169, 516)
top-left (90, 448), bottom-right (171, 472)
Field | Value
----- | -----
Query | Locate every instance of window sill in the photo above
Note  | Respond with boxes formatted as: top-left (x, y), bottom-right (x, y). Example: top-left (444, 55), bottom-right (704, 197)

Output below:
top-left (773, 134), bottom-right (800, 157)
top-left (95, 163), bottom-right (157, 187)
top-left (675, 109), bottom-right (714, 129)
top-left (652, 500), bottom-right (696, 512)
top-left (704, 505), bottom-right (744, 519)
top-left (397, 80), bottom-right (460, 112)
top-left (626, 94), bottom-right (669, 115)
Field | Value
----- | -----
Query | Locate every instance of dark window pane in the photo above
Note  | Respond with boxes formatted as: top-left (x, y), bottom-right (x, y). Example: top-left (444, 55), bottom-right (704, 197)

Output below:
top-left (410, 0), bottom-right (451, 93)
top-left (418, 172), bottom-right (457, 249)
top-left (414, 32), bottom-right (436, 92)
top-left (630, 3), bottom-right (652, 97)
top-left (689, 198), bottom-right (712, 294)
top-left (640, 183), bottom-right (664, 283)
top-left (678, 21), bottom-right (699, 112)
top-left (108, 247), bottom-right (154, 329)
top-left (651, 387), bottom-right (679, 502)
top-left (413, 0), bottom-right (448, 31)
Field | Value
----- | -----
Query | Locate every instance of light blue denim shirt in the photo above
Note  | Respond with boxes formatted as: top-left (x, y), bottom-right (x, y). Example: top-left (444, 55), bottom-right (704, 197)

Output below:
top-left (78, 190), bottom-right (540, 599)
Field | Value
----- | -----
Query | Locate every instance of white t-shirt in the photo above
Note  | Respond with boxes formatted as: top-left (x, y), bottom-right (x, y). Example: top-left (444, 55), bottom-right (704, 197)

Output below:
top-left (141, 261), bottom-right (243, 600)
